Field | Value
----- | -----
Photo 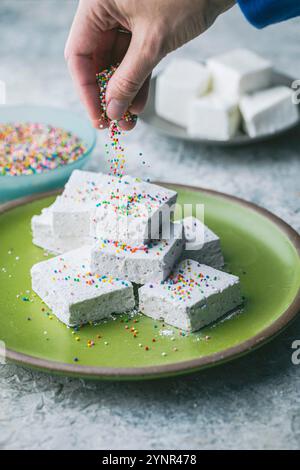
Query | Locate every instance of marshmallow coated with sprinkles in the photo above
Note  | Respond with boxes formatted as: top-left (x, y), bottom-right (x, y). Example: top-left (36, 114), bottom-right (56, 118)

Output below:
top-left (91, 222), bottom-right (185, 284)
top-left (51, 170), bottom-right (177, 245)
top-left (139, 259), bottom-right (242, 332)
top-left (178, 216), bottom-right (224, 269)
top-left (31, 246), bottom-right (135, 327)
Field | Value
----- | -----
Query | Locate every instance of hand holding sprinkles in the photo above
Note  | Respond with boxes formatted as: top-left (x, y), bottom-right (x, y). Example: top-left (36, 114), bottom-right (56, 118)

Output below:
top-left (0, 123), bottom-right (86, 176)
top-left (96, 65), bottom-right (137, 126)
top-left (96, 65), bottom-right (137, 178)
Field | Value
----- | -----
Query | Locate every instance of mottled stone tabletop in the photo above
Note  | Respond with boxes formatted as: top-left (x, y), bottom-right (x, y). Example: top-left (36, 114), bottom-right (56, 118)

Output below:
top-left (0, 0), bottom-right (300, 450)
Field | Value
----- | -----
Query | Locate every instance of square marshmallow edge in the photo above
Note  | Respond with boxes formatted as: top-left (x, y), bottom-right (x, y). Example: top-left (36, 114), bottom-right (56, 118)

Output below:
top-left (32, 205), bottom-right (93, 255)
top-left (155, 59), bottom-right (211, 127)
top-left (139, 259), bottom-right (242, 332)
top-left (51, 170), bottom-right (177, 244)
top-left (207, 49), bottom-right (272, 99)
top-left (187, 93), bottom-right (240, 140)
top-left (91, 222), bottom-right (185, 285)
top-left (178, 217), bottom-right (224, 269)
top-left (31, 247), bottom-right (135, 327)
top-left (50, 170), bottom-right (111, 238)
top-left (240, 86), bottom-right (299, 137)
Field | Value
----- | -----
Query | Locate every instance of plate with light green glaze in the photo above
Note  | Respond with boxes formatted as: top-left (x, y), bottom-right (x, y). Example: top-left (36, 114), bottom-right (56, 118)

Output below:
top-left (0, 185), bottom-right (299, 380)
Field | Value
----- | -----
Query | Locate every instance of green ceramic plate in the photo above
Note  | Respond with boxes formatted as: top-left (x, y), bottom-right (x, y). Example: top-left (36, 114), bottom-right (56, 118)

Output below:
top-left (0, 185), bottom-right (300, 380)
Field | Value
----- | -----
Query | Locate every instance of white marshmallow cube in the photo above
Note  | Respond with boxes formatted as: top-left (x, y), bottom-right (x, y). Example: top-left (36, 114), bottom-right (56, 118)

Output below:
top-left (207, 49), bottom-right (272, 99)
top-left (51, 170), bottom-right (177, 245)
top-left (187, 93), bottom-right (240, 140)
top-left (240, 86), bottom-right (298, 137)
top-left (91, 223), bottom-right (184, 285)
top-left (31, 247), bottom-right (135, 327)
top-left (31, 205), bottom-right (93, 255)
top-left (155, 59), bottom-right (211, 127)
top-left (179, 217), bottom-right (224, 269)
top-left (139, 259), bottom-right (242, 332)
top-left (51, 170), bottom-right (111, 239)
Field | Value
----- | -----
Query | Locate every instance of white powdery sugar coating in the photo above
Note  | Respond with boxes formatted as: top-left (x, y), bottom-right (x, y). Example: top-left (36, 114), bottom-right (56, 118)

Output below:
top-left (91, 222), bottom-right (185, 285)
top-left (179, 217), bottom-right (224, 269)
top-left (31, 204), bottom-right (94, 255)
top-left (240, 86), bottom-right (299, 137)
top-left (155, 59), bottom-right (211, 127)
top-left (159, 329), bottom-right (174, 337)
top-left (31, 206), bottom-right (53, 238)
top-left (51, 170), bottom-right (177, 244)
top-left (31, 247), bottom-right (135, 327)
top-left (207, 48), bottom-right (272, 99)
top-left (139, 259), bottom-right (242, 332)
top-left (187, 93), bottom-right (241, 140)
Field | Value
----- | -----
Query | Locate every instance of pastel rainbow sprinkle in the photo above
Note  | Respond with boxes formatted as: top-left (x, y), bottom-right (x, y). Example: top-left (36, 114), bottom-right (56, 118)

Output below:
top-left (96, 65), bottom-right (137, 178)
top-left (0, 123), bottom-right (86, 176)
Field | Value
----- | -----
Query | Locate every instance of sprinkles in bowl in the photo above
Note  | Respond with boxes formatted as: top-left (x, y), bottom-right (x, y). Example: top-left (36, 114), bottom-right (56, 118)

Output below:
top-left (0, 122), bottom-right (86, 176)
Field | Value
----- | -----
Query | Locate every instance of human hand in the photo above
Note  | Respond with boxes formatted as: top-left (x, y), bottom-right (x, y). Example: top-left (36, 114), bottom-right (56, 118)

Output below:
top-left (65, 0), bottom-right (235, 130)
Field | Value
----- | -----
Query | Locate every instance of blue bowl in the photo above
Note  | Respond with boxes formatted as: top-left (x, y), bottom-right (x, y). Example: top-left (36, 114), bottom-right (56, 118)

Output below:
top-left (0, 105), bottom-right (97, 202)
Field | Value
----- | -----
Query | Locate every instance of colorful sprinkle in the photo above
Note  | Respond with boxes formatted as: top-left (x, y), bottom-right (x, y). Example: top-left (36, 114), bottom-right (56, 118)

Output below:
top-left (0, 123), bottom-right (86, 176)
top-left (159, 260), bottom-right (221, 302)
top-left (96, 65), bottom-right (137, 178)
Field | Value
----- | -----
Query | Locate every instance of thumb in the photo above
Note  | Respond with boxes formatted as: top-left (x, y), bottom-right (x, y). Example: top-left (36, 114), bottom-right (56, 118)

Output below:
top-left (106, 28), bottom-right (159, 121)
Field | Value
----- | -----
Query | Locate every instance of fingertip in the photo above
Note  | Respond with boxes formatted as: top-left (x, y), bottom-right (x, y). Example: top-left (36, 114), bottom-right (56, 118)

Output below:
top-left (106, 99), bottom-right (130, 121)
top-left (118, 119), bottom-right (137, 131)
top-left (92, 119), bottom-right (108, 130)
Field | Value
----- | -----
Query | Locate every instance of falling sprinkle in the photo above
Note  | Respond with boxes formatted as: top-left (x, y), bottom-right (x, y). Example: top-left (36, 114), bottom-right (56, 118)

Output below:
top-left (96, 65), bottom-right (137, 178)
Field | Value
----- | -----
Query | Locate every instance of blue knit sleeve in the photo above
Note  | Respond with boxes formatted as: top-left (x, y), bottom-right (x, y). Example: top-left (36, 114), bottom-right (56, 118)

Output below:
top-left (237, 0), bottom-right (300, 28)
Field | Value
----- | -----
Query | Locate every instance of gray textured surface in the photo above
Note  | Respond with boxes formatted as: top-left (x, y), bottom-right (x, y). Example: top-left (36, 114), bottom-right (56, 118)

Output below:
top-left (0, 0), bottom-right (300, 450)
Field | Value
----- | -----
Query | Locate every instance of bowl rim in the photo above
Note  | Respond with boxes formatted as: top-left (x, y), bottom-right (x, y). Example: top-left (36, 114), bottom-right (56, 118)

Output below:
top-left (0, 104), bottom-right (97, 179)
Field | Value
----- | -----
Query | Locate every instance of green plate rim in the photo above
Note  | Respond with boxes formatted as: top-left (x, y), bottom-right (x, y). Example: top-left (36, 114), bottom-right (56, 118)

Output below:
top-left (1, 185), bottom-right (300, 380)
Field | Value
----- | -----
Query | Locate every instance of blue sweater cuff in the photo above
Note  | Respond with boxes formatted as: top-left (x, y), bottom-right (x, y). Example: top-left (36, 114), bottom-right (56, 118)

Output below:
top-left (237, 0), bottom-right (300, 29)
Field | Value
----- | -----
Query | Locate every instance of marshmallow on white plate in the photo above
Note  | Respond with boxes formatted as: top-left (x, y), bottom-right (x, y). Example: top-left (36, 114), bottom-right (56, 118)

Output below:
top-left (187, 93), bottom-right (240, 140)
top-left (51, 170), bottom-right (177, 245)
top-left (91, 222), bottom-right (184, 285)
top-left (0, 81), bottom-right (5, 104)
top-left (31, 205), bottom-right (93, 255)
top-left (31, 247), bottom-right (135, 327)
top-left (179, 217), bottom-right (224, 269)
top-left (240, 86), bottom-right (299, 137)
top-left (139, 259), bottom-right (242, 332)
top-left (207, 49), bottom-right (272, 99)
top-left (155, 59), bottom-right (211, 127)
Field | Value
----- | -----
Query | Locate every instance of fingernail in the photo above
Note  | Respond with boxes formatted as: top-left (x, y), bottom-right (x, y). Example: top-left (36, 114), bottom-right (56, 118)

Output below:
top-left (106, 99), bottom-right (129, 121)
top-left (118, 119), bottom-right (137, 131)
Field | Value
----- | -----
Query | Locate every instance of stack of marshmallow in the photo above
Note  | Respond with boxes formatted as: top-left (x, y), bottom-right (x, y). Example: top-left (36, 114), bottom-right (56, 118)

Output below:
top-left (155, 48), bottom-right (298, 140)
top-left (31, 170), bottom-right (242, 331)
